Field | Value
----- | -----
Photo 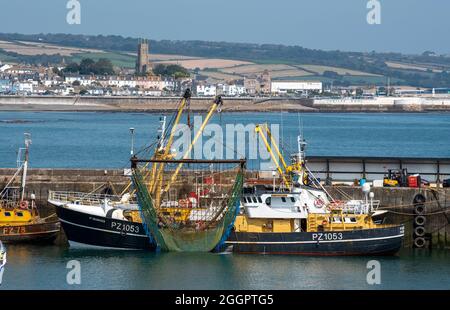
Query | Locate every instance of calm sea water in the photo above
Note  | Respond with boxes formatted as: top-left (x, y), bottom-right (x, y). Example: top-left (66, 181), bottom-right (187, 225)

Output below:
top-left (0, 112), bottom-right (449, 169)
top-left (1, 245), bottom-right (449, 290)
top-left (0, 112), bottom-right (449, 290)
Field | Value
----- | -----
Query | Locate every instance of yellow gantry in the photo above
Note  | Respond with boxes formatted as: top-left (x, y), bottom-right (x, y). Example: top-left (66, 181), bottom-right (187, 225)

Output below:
top-left (162, 97), bottom-right (222, 194)
top-left (255, 124), bottom-right (291, 188)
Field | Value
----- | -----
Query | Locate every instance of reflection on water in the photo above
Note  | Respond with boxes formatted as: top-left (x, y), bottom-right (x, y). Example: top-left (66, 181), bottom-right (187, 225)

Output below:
top-left (1, 245), bottom-right (449, 290)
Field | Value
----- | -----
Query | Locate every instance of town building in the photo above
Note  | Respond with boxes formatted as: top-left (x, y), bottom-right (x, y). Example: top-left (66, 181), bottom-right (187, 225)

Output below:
top-left (0, 79), bottom-right (12, 93)
top-left (259, 70), bottom-right (271, 94)
top-left (243, 77), bottom-right (260, 95)
top-left (244, 70), bottom-right (271, 95)
top-left (271, 81), bottom-right (323, 94)
top-left (196, 84), bottom-right (217, 96)
top-left (217, 83), bottom-right (246, 97)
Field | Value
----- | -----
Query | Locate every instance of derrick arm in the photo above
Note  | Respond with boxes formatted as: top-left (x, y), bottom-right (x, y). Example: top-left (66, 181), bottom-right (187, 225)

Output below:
top-left (149, 89), bottom-right (191, 194)
top-left (255, 124), bottom-right (290, 188)
top-left (162, 96), bottom-right (223, 194)
top-left (264, 123), bottom-right (289, 172)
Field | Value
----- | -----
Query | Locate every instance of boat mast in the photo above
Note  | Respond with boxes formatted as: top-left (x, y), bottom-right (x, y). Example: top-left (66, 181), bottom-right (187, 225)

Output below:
top-left (20, 133), bottom-right (32, 202)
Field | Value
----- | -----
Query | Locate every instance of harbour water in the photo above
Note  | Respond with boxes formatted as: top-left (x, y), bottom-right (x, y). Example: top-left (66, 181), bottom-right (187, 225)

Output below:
top-left (1, 245), bottom-right (449, 290)
top-left (0, 111), bottom-right (449, 290)
top-left (0, 112), bottom-right (449, 168)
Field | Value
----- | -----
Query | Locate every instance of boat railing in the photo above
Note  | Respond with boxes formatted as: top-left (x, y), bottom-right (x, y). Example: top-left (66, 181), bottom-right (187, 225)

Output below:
top-left (0, 199), bottom-right (21, 210)
top-left (332, 199), bottom-right (381, 214)
top-left (48, 191), bottom-right (136, 206)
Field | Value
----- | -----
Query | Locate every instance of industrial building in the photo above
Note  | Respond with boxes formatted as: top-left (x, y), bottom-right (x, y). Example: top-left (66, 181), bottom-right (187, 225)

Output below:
top-left (271, 81), bottom-right (323, 94)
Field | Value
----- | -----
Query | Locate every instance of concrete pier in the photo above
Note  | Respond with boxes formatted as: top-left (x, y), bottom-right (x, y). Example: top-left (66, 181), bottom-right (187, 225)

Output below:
top-left (1, 168), bottom-right (449, 249)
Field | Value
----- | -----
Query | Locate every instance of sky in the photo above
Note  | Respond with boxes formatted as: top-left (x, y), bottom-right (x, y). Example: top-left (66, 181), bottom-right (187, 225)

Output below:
top-left (0, 0), bottom-right (449, 55)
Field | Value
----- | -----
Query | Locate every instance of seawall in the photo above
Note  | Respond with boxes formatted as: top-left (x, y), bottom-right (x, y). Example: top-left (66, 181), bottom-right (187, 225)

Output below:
top-left (0, 95), bottom-right (315, 112)
top-left (1, 95), bottom-right (450, 112)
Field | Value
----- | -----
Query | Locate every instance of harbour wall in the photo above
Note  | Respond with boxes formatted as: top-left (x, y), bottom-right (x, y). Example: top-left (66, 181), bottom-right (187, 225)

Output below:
top-left (0, 95), bottom-right (450, 112)
top-left (1, 168), bottom-right (449, 249)
top-left (0, 95), bottom-right (315, 112)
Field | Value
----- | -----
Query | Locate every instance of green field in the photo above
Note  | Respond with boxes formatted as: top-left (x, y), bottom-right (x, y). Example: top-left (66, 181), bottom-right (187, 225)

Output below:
top-left (70, 52), bottom-right (136, 68)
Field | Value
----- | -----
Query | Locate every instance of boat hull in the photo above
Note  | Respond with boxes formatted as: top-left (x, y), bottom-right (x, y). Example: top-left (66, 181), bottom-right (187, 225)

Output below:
top-left (0, 221), bottom-right (60, 244)
top-left (226, 225), bottom-right (404, 256)
top-left (54, 204), bottom-right (156, 250)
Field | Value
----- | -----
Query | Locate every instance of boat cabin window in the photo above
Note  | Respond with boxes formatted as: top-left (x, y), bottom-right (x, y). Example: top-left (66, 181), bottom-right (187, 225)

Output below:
top-left (290, 197), bottom-right (296, 203)
top-left (257, 196), bottom-right (262, 203)
top-left (344, 217), bottom-right (357, 223)
top-left (281, 197), bottom-right (286, 203)
top-left (245, 197), bottom-right (251, 203)
top-left (252, 197), bottom-right (258, 203)
top-left (4, 212), bottom-right (11, 216)
top-left (265, 197), bottom-right (271, 206)
top-left (16, 212), bottom-right (23, 217)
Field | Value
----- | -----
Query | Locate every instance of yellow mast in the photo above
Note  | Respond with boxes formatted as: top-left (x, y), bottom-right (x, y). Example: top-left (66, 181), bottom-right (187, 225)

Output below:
top-left (255, 124), bottom-right (290, 188)
top-left (151, 90), bottom-right (191, 206)
top-left (263, 123), bottom-right (289, 172)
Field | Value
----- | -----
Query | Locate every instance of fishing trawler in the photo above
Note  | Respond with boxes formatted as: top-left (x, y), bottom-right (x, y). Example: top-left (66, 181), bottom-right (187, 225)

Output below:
top-left (48, 190), bottom-right (155, 250)
top-left (0, 134), bottom-right (60, 244)
top-left (225, 125), bottom-right (404, 255)
top-left (48, 123), bottom-right (164, 250)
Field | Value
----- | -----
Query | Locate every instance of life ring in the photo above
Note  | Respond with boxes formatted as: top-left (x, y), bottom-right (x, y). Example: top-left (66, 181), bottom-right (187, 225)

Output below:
top-left (314, 198), bottom-right (325, 208)
top-left (414, 226), bottom-right (426, 237)
top-left (414, 216), bottom-right (426, 226)
top-left (414, 204), bottom-right (425, 215)
top-left (19, 201), bottom-right (28, 209)
top-left (414, 237), bottom-right (426, 248)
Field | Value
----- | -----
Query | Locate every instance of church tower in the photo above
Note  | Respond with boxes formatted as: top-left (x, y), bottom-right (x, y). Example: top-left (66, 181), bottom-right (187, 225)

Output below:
top-left (136, 39), bottom-right (151, 75)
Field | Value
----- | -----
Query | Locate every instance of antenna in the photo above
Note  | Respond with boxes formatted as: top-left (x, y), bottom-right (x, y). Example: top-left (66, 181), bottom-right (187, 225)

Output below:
top-left (20, 133), bottom-right (31, 201)
top-left (129, 128), bottom-right (135, 156)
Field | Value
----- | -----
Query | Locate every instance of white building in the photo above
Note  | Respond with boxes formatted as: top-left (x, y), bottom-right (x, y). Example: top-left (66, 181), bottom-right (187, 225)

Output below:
top-left (17, 82), bottom-right (34, 93)
top-left (65, 75), bottom-right (96, 87)
top-left (271, 81), bottom-right (322, 94)
top-left (219, 84), bottom-right (246, 97)
top-left (0, 64), bottom-right (12, 73)
top-left (196, 84), bottom-right (217, 96)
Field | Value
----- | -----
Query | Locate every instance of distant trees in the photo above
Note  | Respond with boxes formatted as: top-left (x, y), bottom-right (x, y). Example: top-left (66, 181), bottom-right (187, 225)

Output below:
top-left (153, 64), bottom-right (190, 78)
top-left (323, 70), bottom-right (341, 79)
top-left (63, 58), bottom-right (115, 75)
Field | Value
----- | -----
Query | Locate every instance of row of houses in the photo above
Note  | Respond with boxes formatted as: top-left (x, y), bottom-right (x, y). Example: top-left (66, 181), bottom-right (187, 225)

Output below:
top-left (63, 75), bottom-right (177, 90)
